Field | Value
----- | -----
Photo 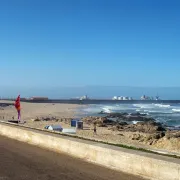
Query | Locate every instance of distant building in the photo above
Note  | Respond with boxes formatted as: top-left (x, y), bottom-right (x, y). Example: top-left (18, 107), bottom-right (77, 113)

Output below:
top-left (113, 96), bottom-right (134, 100)
top-left (118, 96), bottom-right (123, 100)
top-left (79, 95), bottom-right (89, 100)
top-left (141, 95), bottom-right (146, 100)
top-left (140, 95), bottom-right (153, 100)
top-left (30, 97), bottom-right (49, 100)
top-left (112, 96), bottom-right (118, 100)
top-left (123, 97), bottom-right (129, 100)
top-left (155, 95), bottom-right (160, 100)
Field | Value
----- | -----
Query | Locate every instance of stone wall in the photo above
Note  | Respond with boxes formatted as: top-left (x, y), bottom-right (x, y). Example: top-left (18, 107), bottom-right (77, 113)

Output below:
top-left (0, 121), bottom-right (179, 180)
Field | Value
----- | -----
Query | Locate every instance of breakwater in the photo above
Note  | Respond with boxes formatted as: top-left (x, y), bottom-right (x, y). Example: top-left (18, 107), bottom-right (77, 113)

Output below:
top-left (17, 99), bottom-right (180, 104)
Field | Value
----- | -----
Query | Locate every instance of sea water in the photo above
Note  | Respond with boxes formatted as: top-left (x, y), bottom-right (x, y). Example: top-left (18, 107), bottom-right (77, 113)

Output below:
top-left (78, 103), bottom-right (180, 127)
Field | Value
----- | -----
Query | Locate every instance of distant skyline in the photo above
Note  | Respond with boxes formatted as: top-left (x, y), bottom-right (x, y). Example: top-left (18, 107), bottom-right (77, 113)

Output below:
top-left (0, 86), bottom-right (180, 100)
top-left (1, 0), bottom-right (180, 92)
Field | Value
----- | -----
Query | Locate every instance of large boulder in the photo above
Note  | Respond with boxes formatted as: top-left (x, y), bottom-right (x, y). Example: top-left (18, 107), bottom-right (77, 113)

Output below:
top-left (122, 121), bottom-right (165, 133)
top-left (135, 121), bottom-right (165, 133)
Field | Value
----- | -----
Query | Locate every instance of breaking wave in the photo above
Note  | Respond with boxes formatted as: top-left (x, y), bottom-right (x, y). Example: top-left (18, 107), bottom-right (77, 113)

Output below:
top-left (102, 107), bottom-right (111, 113)
top-left (133, 103), bottom-right (171, 109)
top-left (154, 104), bottom-right (171, 108)
top-left (172, 109), bottom-right (180, 112)
top-left (80, 103), bottom-right (180, 126)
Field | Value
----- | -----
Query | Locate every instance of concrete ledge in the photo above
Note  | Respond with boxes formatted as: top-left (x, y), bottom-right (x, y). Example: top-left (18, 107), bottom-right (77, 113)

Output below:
top-left (0, 121), bottom-right (179, 180)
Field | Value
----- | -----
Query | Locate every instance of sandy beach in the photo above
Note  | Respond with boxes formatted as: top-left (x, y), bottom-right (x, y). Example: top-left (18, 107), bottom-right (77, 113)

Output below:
top-left (0, 101), bottom-right (144, 147)
top-left (0, 100), bottom-right (81, 120)
top-left (0, 100), bottom-right (179, 155)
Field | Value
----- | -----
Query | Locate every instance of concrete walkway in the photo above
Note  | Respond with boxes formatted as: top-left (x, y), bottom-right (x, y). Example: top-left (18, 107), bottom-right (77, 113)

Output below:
top-left (0, 135), bottom-right (145, 180)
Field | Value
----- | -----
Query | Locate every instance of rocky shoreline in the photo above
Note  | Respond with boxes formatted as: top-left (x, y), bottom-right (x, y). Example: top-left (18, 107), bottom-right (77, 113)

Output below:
top-left (30, 112), bottom-right (180, 150)
top-left (82, 112), bottom-right (180, 152)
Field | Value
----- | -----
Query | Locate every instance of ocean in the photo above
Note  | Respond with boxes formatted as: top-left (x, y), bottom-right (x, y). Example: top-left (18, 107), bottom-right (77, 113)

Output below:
top-left (78, 103), bottom-right (180, 127)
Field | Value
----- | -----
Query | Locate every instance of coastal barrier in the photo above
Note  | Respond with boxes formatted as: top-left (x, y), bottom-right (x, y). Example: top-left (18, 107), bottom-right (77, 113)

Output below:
top-left (0, 121), bottom-right (179, 180)
top-left (2, 99), bottom-right (180, 104)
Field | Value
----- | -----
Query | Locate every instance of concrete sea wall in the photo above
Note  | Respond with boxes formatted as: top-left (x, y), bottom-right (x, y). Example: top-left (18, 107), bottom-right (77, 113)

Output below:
top-left (0, 121), bottom-right (179, 180)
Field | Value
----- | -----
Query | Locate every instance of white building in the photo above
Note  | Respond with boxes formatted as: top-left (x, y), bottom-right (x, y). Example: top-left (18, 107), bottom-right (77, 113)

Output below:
top-left (123, 97), bottom-right (129, 101)
top-left (112, 96), bottom-right (118, 100)
top-left (141, 95), bottom-right (146, 100)
top-left (118, 96), bottom-right (123, 100)
top-left (79, 95), bottom-right (89, 100)
top-left (113, 96), bottom-right (135, 100)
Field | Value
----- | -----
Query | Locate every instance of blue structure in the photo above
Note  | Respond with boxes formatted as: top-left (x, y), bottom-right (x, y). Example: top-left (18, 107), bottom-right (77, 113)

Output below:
top-left (71, 119), bottom-right (83, 128)
top-left (71, 119), bottom-right (79, 127)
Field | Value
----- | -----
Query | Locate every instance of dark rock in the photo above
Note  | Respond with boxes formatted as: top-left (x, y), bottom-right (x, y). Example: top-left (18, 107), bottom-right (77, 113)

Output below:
top-left (131, 134), bottom-right (142, 140)
top-left (98, 124), bottom-right (108, 127)
top-left (130, 112), bottom-right (146, 116)
top-left (43, 117), bottom-right (51, 121)
top-left (117, 125), bottom-right (124, 130)
top-left (118, 122), bottom-right (128, 126)
top-left (106, 112), bottom-right (155, 122)
top-left (125, 116), bottom-right (155, 122)
top-left (106, 113), bottom-right (128, 118)
top-left (147, 132), bottom-right (165, 140)
top-left (103, 119), bottom-right (115, 125)
top-left (98, 111), bottom-right (106, 114)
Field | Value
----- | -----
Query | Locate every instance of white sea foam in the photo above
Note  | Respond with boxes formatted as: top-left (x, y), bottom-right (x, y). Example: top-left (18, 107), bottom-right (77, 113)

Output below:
top-left (133, 104), bottom-right (155, 109)
top-left (132, 121), bottom-right (139, 124)
top-left (81, 103), bottom-right (180, 126)
top-left (102, 107), bottom-right (111, 113)
top-left (154, 104), bottom-right (171, 108)
top-left (82, 106), bottom-right (102, 113)
top-left (134, 103), bottom-right (171, 109)
top-left (172, 109), bottom-right (180, 112)
top-left (144, 110), bottom-right (159, 113)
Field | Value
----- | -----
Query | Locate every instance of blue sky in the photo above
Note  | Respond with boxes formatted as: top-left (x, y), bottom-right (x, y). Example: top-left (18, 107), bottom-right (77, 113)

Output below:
top-left (0, 0), bottom-right (180, 97)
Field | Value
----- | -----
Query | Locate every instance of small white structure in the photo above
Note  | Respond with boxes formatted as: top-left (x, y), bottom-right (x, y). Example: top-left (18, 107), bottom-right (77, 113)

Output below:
top-left (141, 95), bottom-right (152, 100)
top-left (123, 97), bottom-right (129, 100)
top-left (62, 128), bottom-right (76, 134)
top-left (118, 96), bottom-right (123, 100)
top-left (113, 96), bottom-right (134, 100)
top-left (112, 96), bottom-right (118, 100)
top-left (79, 95), bottom-right (89, 100)
top-left (46, 125), bottom-right (63, 132)
top-left (141, 95), bottom-right (146, 100)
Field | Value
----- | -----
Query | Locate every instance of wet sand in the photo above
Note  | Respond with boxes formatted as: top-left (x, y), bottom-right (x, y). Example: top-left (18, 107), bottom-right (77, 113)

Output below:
top-left (0, 135), bottom-right (145, 180)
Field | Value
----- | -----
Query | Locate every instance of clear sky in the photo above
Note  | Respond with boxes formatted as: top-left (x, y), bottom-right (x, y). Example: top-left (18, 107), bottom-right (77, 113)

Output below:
top-left (0, 0), bottom-right (180, 90)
